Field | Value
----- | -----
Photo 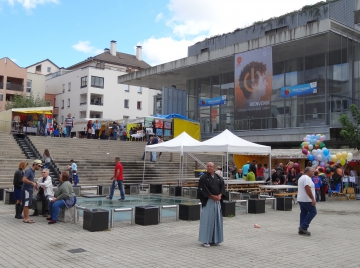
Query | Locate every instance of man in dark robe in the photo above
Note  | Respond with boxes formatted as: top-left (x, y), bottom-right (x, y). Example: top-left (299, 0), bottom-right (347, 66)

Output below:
top-left (198, 162), bottom-right (226, 247)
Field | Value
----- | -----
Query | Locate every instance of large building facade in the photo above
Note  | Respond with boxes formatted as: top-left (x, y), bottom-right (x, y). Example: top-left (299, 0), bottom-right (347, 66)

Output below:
top-left (118, 0), bottom-right (360, 148)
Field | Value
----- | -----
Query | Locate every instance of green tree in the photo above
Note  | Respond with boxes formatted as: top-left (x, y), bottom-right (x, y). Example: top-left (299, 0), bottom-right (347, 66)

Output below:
top-left (339, 104), bottom-right (360, 151)
top-left (5, 93), bottom-right (49, 110)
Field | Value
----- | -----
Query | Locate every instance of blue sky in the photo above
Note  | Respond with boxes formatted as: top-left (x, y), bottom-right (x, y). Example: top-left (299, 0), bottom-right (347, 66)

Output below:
top-left (0, 0), bottom-right (320, 68)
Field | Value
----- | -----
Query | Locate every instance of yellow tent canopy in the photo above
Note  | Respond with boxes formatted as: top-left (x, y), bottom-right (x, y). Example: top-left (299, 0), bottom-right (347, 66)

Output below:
top-left (12, 106), bottom-right (53, 115)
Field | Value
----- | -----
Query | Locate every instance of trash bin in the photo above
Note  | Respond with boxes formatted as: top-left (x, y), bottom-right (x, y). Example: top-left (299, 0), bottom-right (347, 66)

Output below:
top-left (247, 199), bottom-right (265, 214)
top-left (275, 197), bottom-right (292, 211)
top-left (221, 201), bottom-right (236, 217)
top-left (135, 205), bottom-right (159, 226)
top-left (4, 190), bottom-right (15, 205)
top-left (179, 203), bottom-right (200, 221)
top-left (169, 186), bottom-right (182, 196)
top-left (83, 209), bottom-right (109, 232)
top-left (150, 184), bottom-right (162, 194)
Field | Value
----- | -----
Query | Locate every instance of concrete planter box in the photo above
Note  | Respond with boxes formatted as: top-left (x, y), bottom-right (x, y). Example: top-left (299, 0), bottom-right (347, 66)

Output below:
top-left (221, 201), bottom-right (236, 217)
top-left (179, 203), bottom-right (200, 221)
top-left (83, 209), bottom-right (109, 232)
top-left (135, 205), bottom-right (159, 226)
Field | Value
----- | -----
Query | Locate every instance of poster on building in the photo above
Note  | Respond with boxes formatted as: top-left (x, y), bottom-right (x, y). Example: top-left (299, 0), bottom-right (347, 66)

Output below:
top-left (280, 82), bottom-right (317, 98)
top-left (155, 119), bottom-right (163, 128)
top-left (156, 129), bottom-right (163, 136)
top-left (234, 47), bottom-right (272, 118)
top-left (164, 121), bottom-right (172, 129)
top-left (145, 117), bottom-right (153, 127)
top-left (199, 95), bottom-right (227, 107)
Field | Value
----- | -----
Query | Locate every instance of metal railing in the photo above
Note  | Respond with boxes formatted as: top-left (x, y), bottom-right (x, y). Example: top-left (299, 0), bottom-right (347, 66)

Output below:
top-left (6, 84), bottom-right (24, 91)
top-left (187, 153), bottom-right (206, 168)
top-left (74, 205), bottom-right (88, 224)
top-left (110, 208), bottom-right (135, 227)
top-left (159, 205), bottom-right (179, 223)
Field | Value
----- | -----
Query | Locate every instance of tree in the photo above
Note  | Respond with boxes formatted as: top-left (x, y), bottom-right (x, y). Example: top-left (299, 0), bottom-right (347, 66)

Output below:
top-left (339, 104), bottom-right (360, 151)
top-left (5, 93), bottom-right (49, 110)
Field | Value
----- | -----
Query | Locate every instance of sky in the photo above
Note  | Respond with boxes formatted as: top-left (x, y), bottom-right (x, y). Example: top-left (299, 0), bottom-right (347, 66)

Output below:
top-left (0, 0), bottom-right (321, 68)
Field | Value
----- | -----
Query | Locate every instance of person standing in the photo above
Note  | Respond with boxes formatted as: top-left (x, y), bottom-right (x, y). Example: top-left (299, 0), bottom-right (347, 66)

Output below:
top-left (318, 168), bottom-right (328, 202)
top-left (112, 121), bottom-right (118, 140)
top-left (297, 167), bottom-right (316, 236)
top-left (150, 135), bottom-right (158, 162)
top-left (263, 164), bottom-right (270, 182)
top-left (86, 120), bottom-right (93, 139)
top-left (141, 137), bottom-right (153, 160)
top-left (242, 161), bottom-right (250, 178)
top-left (106, 157), bottom-right (125, 201)
top-left (69, 159), bottom-right (78, 186)
top-left (21, 159), bottom-right (42, 223)
top-left (31, 168), bottom-right (53, 217)
top-left (94, 120), bottom-right (101, 139)
top-left (13, 161), bottom-right (28, 219)
top-left (65, 113), bottom-right (73, 138)
top-left (198, 162), bottom-right (226, 247)
top-left (39, 112), bottom-right (47, 136)
top-left (230, 162), bottom-right (237, 179)
top-left (42, 149), bottom-right (53, 169)
top-left (256, 163), bottom-right (265, 181)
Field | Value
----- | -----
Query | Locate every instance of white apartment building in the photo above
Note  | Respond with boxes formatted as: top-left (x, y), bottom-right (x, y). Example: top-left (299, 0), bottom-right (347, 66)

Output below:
top-left (45, 41), bottom-right (159, 135)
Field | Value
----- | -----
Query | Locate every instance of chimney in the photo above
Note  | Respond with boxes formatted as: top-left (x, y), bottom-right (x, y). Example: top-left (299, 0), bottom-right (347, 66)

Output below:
top-left (136, 46), bottom-right (142, 61)
top-left (104, 48), bottom-right (110, 52)
top-left (110, 40), bottom-right (117, 56)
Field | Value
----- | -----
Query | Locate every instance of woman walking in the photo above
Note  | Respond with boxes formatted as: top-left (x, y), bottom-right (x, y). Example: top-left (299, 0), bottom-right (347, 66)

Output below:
top-left (42, 149), bottom-right (53, 169)
top-left (13, 161), bottom-right (28, 219)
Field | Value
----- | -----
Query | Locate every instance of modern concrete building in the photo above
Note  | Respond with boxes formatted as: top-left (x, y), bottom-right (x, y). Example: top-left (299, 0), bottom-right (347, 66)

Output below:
top-left (45, 41), bottom-right (159, 135)
top-left (0, 58), bottom-right (27, 111)
top-left (118, 0), bottom-right (360, 148)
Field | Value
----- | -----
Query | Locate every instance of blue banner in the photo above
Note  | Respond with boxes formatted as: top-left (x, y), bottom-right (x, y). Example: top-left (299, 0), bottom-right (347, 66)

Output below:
top-left (199, 95), bottom-right (226, 107)
top-left (280, 82), bottom-right (317, 98)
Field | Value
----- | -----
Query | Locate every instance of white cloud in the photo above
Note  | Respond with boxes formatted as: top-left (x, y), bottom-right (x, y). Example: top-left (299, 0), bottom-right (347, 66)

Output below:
top-left (72, 41), bottom-right (102, 55)
top-left (141, 0), bottom-right (321, 65)
top-left (11, 58), bottom-right (16, 62)
top-left (7, 0), bottom-right (59, 10)
top-left (155, 12), bottom-right (163, 22)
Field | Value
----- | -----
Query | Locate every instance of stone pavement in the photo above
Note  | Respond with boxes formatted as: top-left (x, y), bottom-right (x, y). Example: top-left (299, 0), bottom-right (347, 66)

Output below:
top-left (0, 198), bottom-right (359, 268)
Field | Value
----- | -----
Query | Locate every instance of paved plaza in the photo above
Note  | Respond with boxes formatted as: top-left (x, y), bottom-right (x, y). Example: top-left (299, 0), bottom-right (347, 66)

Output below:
top-left (0, 197), bottom-right (359, 268)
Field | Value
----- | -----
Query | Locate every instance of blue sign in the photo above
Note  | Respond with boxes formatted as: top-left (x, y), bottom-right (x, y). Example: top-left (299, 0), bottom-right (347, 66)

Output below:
top-left (280, 82), bottom-right (317, 98)
top-left (199, 95), bottom-right (226, 106)
top-left (156, 129), bottom-right (163, 136)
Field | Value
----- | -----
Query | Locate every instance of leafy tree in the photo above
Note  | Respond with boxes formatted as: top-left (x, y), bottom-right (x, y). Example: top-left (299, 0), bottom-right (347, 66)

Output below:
top-left (5, 93), bottom-right (49, 110)
top-left (339, 104), bottom-right (360, 151)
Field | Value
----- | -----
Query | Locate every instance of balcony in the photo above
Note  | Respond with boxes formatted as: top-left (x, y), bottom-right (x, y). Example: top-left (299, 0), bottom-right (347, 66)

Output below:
top-left (90, 101), bottom-right (103, 106)
top-left (6, 84), bottom-right (24, 92)
top-left (80, 102), bottom-right (87, 106)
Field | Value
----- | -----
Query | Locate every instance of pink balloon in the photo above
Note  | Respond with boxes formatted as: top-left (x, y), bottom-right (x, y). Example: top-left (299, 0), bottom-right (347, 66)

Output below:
top-left (302, 149), bottom-right (308, 155)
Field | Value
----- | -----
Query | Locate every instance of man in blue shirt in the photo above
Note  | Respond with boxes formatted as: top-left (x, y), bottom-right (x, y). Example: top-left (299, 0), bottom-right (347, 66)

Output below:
top-left (22, 159), bottom-right (42, 223)
top-left (242, 161), bottom-right (250, 178)
top-left (69, 159), bottom-right (78, 186)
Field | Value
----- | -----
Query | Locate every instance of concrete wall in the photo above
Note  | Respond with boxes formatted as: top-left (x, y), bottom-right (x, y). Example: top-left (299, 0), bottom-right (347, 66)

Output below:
top-left (27, 72), bottom-right (45, 99)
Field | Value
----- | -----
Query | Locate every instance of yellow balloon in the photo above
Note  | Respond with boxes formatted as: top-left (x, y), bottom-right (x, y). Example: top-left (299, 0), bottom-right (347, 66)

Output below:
top-left (340, 158), bottom-right (346, 166)
top-left (341, 151), bottom-right (348, 159)
top-left (331, 155), bottom-right (337, 162)
top-left (336, 152), bottom-right (342, 160)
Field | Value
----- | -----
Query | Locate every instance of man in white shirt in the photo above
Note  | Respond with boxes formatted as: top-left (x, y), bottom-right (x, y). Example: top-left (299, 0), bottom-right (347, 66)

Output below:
top-left (31, 169), bottom-right (54, 217)
top-left (297, 167), bottom-right (316, 236)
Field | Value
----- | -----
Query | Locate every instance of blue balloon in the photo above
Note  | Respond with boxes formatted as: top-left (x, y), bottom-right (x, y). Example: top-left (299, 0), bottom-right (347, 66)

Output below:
top-left (308, 155), bottom-right (314, 161)
top-left (323, 149), bottom-right (329, 156)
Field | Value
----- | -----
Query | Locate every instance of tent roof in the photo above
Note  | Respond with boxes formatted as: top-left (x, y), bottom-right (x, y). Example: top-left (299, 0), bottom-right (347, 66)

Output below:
top-left (12, 106), bottom-right (53, 114)
top-left (183, 129), bottom-right (271, 155)
top-left (145, 132), bottom-right (200, 154)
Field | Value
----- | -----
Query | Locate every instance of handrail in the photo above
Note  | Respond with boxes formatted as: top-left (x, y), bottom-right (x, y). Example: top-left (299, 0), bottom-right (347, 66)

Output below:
top-left (187, 153), bottom-right (207, 168)
top-left (110, 207), bottom-right (135, 227)
top-left (74, 205), bottom-right (89, 224)
top-left (159, 204), bottom-right (179, 223)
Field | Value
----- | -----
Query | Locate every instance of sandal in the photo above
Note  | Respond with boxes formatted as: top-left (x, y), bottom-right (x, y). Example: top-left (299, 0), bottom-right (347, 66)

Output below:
top-left (23, 220), bottom-right (35, 223)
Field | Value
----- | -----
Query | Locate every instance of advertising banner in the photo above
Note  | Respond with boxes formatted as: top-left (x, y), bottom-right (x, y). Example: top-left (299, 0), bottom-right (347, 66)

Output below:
top-left (280, 82), bottom-right (317, 98)
top-left (234, 47), bottom-right (272, 117)
top-left (155, 119), bottom-right (163, 128)
top-left (199, 95), bottom-right (226, 107)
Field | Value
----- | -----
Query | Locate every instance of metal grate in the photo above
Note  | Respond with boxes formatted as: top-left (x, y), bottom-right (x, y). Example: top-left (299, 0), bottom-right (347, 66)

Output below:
top-left (67, 248), bottom-right (87, 254)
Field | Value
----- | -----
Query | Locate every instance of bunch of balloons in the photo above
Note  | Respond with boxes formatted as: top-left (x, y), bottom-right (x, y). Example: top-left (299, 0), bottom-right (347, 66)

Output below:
top-left (330, 151), bottom-right (353, 166)
top-left (301, 134), bottom-right (330, 167)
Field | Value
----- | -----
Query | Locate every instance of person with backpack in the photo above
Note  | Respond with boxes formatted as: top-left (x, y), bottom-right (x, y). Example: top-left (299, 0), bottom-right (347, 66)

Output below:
top-left (311, 171), bottom-right (322, 202)
top-left (112, 122), bottom-right (118, 140)
top-left (318, 168), bottom-right (328, 202)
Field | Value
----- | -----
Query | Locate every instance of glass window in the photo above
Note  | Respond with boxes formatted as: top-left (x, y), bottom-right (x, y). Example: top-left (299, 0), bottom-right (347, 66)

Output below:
top-left (81, 76), bottom-right (87, 88)
top-left (220, 72), bottom-right (234, 131)
top-left (0, 93), bottom-right (3, 101)
top-left (61, 100), bottom-right (64, 108)
top-left (138, 87), bottom-right (142, 94)
top-left (124, 99), bottom-right (129, 108)
top-left (285, 58), bottom-right (304, 87)
top-left (91, 76), bottom-right (104, 88)
top-left (137, 101), bottom-right (142, 109)
top-left (62, 84), bottom-right (65, 93)
top-left (26, 80), bottom-right (32, 93)
top-left (125, 85), bottom-right (130, 92)
top-left (68, 82), bottom-right (71, 91)
top-left (67, 98), bottom-right (70, 107)
top-left (61, 116), bottom-right (64, 124)
top-left (47, 67), bottom-right (51, 73)
top-left (304, 53), bottom-right (325, 95)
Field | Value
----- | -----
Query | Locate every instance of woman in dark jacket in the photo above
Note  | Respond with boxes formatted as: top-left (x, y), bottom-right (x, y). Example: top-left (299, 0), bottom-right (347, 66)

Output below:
top-left (13, 161), bottom-right (28, 219)
top-left (86, 120), bottom-right (93, 139)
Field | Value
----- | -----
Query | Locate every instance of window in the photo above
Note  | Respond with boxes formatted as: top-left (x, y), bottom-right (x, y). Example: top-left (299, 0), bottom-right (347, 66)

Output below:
top-left (125, 85), bottom-right (130, 92)
top-left (26, 80), bottom-right (32, 93)
top-left (61, 100), bottom-right (64, 109)
top-left (35, 65), bottom-right (41, 73)
top-left (0, 93), bottom-right (3, 101)
top-left (81, 76), bottom-right (87, 88)
top-left (62, 84), bottom-right (65, 93)
top-left (123, 115), bottom-right (129, 119)
top-left (138, 87), bottom-right (142, 94)
top-left (137, 101), bottom-right (142, 110)
top-left (45, 101), bottom-right (51, 106)
top-left (68, 82), bottom-right (71, 91)
top-left (47, 67), bottom-right (51, 73)
top-left (91, 76), bottom-right (104, 88)
top-left (67, 98), bottom-right (70, 107)
top-left (61, 116), bottom-right (64, 124)
top-left (124, 99), bottom-right (129, 108)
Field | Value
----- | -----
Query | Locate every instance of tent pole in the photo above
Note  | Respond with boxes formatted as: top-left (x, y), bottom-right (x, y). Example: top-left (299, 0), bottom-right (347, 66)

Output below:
top-left (269, 152), bottom-right (272, 184)
top-left (226, 152), bottom-right (229, 191)
top-left (179, 154), bottom-right (182, 186)
top-left (142, 150), bottom-right (146, 188)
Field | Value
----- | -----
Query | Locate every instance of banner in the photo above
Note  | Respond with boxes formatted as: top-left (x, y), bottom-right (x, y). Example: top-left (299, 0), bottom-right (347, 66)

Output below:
top-left (199, 95), bottom-right (226, 107)
top-left (280, 82), bottom-right (317, 98)
top-left (234, 47), bottom-right (272, 117)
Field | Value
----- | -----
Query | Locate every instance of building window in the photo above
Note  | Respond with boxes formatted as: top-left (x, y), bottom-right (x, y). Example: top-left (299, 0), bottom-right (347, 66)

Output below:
top-left (125, 85), bottom-right (130, 92)
top-left (36, 65), bottom-right (41, 73)
top-left (62, 84), bottom-right (65, 93)
top-left (0, 93), bottom-right (3, 101)
top-left (68, 82), bottom-right (71, 91)
top-left (137, 101), bottom-right (142, 110)
top-left (123, 115), bottom-right (129, 119)
top-left (47, 67), bottom-right (51, 73)
top-left (138, 87), bottom-right (142, 94)
top-left (91, 76), bottom-right (104, 88)
top-left (124, 99), bottom-right (129, 108)
top-left (67, 98), bottom-right (70, 107)
top-left (26, 80), bottom-right (32, 93)
top-left (45, 101), bottom-right (51, 106)
top-left (61, 115), bottom-right (64, 124)
top-left (81, 76), bottom-right (87, 88)
top-left (61, 100), bottom-right (64, 109)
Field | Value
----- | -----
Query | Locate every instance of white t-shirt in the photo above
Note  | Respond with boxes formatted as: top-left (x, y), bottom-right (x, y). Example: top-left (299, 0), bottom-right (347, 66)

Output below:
top-left (297, 174), bottom-right (315, 202)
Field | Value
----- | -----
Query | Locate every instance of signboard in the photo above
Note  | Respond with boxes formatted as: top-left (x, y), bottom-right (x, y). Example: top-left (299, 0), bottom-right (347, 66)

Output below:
top-left (156, 129), bottom-right (163, 136)
top-left (164, 121), bottom-right (171, 129)
top-left (234, 47), bottom-right (272, 117)
top-left (155, 119), bottom-right (163, 128)
top-left (280, 82), bottom-right (317, 98)
top-left (199, 95), bottom-right (226, 107)
top-left (145, 117), bottom-right (153, 127)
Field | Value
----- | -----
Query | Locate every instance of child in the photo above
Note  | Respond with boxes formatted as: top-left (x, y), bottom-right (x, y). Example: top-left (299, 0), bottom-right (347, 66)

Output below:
top-left (312, 171), bottom-right (322, 202)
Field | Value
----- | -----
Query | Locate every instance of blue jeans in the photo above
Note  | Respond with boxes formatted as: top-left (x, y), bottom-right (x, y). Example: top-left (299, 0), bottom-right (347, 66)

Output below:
top-left (73, 173), bottom-right (79, 186)
top-left (40, 124), bottom-right (46, 135)
top-left (298, 202), bottom-right (317, 230)
top-left (49, 200), bottom-right (66, 221)
top-left (66, 126), bottom-right (72, 138)
top-left (109, 180), bottom-right (125, 200)
top-left (113, 132), bottom-right (117, 140)
top-left (151, 152), bottom-right (156, 162)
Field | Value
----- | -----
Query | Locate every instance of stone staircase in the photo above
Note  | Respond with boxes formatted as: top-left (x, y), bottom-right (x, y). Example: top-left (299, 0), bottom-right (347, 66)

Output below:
top-left (0, 133), bottom-right (224, 188)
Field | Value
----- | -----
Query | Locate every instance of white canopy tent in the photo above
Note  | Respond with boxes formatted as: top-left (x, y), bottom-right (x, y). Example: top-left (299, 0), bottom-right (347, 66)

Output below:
top-left (183, 129), bottom-right (272, 189)
top-left (143, 132), bottom-right (201, 184)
